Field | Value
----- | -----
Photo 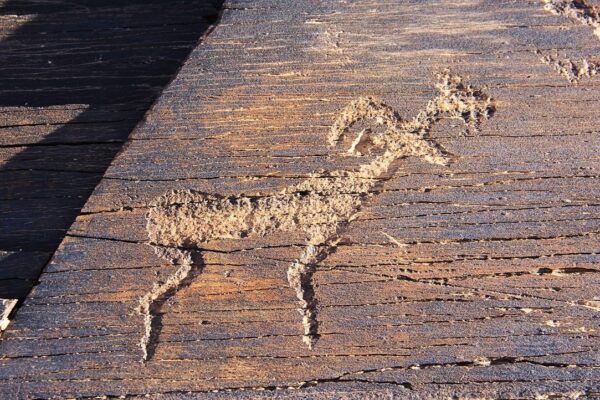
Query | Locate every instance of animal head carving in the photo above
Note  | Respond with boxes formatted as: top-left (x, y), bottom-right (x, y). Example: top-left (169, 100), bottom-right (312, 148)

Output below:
top-left (328, 97), bottom-right (400, 156)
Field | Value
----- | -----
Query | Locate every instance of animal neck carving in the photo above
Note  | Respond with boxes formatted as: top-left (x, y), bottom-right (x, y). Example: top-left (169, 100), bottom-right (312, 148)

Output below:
top-left (138, 72), bottom-right (496, 362)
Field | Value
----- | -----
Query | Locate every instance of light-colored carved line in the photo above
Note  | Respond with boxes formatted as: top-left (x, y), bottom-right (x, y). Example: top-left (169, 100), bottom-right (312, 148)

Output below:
top-left (544, 0), bottom-right (600, 39)
top-left (137, 248), bottom-right (193, 362)
top-left (541, 0), bottom-right (600, 82)
top-left (287, 244), bottom-right (332, 349)
top-left (539, 50), bottom-right (600, 82)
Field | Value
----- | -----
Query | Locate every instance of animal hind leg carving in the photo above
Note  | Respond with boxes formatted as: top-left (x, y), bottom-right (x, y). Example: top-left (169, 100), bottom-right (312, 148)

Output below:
top-left (137, 248), bottom-right (204, 362)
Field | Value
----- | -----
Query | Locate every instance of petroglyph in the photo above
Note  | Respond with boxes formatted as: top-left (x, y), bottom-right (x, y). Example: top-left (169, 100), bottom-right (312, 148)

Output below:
top-left (543, 0), bottom-right (600, 39)
top-left (541, 0), bottom-right (600, 81)
top-left (138, 72), bottom-right (496, 362)
top-left (540, 50), bottom-right (600, 82)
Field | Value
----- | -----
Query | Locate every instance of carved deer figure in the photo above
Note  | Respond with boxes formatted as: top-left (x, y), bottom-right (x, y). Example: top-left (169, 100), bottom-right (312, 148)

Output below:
top-left (138, 73), bottom-right (495, 361)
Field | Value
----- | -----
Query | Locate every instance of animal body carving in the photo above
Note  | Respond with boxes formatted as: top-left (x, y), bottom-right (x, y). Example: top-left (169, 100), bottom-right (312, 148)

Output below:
top-left (138, 73), bottom-right (495, 361)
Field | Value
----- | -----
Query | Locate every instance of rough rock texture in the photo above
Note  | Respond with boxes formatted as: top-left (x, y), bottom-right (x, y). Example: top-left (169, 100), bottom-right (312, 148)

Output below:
top-left (0, 0), bottom-right (599, 398)
top-left (0, 0), bottom-right (223, 300)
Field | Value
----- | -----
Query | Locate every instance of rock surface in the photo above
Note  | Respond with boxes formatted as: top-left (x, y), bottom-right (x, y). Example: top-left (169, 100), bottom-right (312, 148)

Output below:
top-left (0, 0), bottom-right (599, 398)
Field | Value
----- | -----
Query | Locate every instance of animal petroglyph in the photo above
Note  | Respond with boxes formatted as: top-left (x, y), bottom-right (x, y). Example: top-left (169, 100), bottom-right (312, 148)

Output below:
top-left (544, 0), bottom-right (600, 39)
top-left (540, 50), bottom-right (600, 82)
top-left (138, 72), bottom-right (496, 362)
top-left (541, 0), bottom-right (600, 82)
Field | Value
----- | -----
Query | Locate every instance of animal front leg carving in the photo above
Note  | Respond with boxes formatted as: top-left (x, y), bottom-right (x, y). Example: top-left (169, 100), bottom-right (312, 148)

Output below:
top-left (138, 72), bottom-right (496, 362)
top-left (286, 222), bottom-right (344, 349)
top-left (287, 243), bottom-right (330, 349)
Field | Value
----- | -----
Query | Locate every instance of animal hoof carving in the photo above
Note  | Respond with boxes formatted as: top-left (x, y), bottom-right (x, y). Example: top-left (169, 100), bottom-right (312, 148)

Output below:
top-left (138, 72), bottom-right (496, 362)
